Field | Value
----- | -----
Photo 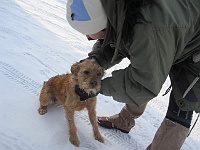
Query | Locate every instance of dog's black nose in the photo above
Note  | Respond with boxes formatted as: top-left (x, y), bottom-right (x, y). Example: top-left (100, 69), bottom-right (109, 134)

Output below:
top-left (90, 81), bottom-right (97, 88)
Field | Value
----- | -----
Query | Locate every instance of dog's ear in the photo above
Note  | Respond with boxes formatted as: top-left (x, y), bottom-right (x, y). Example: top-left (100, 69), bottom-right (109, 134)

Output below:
top-left (71, 62), bottom-right (80, 77)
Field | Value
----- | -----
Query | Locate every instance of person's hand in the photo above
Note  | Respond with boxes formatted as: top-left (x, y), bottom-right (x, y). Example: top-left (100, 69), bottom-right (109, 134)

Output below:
top-left (75, 85), bottom-right (100, 101)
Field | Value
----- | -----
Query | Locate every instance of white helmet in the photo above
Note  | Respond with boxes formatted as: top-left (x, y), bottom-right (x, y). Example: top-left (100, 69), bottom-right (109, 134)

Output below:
top-left (66, 0), bottom-right (107, 35)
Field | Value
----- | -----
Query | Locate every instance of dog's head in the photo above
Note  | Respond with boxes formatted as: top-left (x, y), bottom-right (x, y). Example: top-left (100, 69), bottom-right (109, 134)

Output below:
top-left (71, 58), bottom-right (104, 95)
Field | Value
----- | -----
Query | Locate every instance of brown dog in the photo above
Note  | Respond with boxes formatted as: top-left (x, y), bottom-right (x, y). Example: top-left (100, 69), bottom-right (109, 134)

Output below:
top-left (38, 58), bottom-right (105, 147)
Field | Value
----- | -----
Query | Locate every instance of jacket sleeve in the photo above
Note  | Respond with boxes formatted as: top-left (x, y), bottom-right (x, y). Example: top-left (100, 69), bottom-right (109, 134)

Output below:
top-left (88, 40), bottom-right (124, 70)
top-left (101, 23), bottom-right (176, 106)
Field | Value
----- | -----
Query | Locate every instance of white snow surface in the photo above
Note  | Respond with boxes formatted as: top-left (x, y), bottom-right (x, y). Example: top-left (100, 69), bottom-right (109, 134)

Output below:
top-left (0, 0), bottom-right (200, 150)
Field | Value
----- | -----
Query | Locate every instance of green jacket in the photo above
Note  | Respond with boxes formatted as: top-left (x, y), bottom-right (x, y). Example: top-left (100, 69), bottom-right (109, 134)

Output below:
top-left (89, 0), bottom-right (200, 107)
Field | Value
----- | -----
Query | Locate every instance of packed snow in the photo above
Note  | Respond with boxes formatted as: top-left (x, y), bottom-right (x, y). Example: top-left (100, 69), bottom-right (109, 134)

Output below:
top-left (0, 0), bottom-right (199, 149)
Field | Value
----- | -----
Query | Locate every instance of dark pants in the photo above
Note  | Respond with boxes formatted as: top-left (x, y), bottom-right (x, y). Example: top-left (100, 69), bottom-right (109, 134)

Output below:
top-left (166, 65), bottom-right (195, 129)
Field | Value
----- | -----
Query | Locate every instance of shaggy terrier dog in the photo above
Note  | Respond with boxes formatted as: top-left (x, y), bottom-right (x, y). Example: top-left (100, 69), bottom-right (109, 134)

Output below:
top-left (38, 58), bottom-right (105, 147)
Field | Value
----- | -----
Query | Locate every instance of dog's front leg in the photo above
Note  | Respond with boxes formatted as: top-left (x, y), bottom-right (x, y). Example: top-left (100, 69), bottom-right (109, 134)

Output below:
top-left (64, 107), bottom-right (80, 147)
top-left (38, 91), bottom-right (50, 115)
top-left (87, 105), bottom-right (104, 143)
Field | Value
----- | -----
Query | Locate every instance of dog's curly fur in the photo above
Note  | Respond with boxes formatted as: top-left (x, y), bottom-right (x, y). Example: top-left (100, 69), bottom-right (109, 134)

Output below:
top-left (38, 58), bottom-right (105, 147)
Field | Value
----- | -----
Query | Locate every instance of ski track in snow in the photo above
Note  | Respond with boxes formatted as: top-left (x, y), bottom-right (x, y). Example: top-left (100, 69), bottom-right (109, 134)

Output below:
top-left (0, 61), bottom-right (42, 96)
top-left (0, 129), bottom-right (35, 150)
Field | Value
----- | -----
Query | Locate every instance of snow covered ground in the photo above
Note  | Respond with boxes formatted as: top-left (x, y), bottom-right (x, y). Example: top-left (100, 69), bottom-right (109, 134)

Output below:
top-left (0, 0), bottom-right (199, 149)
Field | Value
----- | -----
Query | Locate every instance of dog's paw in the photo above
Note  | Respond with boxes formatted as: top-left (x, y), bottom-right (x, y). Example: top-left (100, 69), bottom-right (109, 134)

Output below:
top-left (70, 137), bottom-right (80, 147)
top-left (94, 134), bottom-right (105, 143)
top-left (38, 108), bottom-right (47, 115)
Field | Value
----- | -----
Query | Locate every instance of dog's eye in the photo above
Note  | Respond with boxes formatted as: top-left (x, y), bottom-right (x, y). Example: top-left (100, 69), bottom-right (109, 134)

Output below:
top-left (84, 70), bottom-right (90, 75)
top-left (97, 72), bottom-right (101, 76)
